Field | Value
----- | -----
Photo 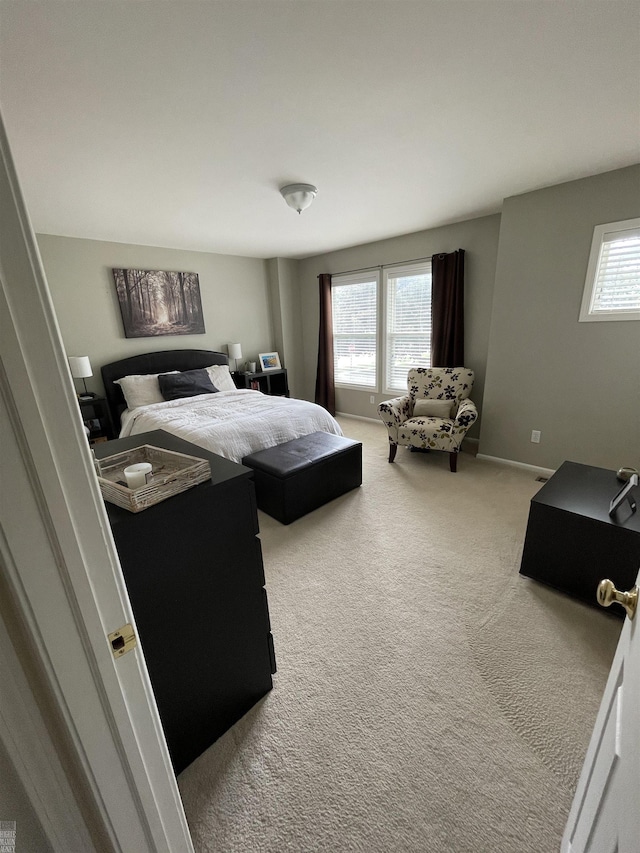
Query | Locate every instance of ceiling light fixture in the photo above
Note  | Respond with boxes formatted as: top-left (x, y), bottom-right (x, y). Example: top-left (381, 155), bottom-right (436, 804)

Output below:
top-left (280, 183), bottom-right (318, 214)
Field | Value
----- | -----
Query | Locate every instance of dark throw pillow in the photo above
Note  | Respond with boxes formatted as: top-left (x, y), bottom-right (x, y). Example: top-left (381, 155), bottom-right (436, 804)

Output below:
top-left (158, 368), bottom-right (219, 401)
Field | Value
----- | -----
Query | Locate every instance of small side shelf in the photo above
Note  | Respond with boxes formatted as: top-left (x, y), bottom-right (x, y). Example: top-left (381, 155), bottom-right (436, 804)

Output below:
top-left (78, 395), bottom-right (114, 444)
top-left (233, 368), bottom-right (289, 397)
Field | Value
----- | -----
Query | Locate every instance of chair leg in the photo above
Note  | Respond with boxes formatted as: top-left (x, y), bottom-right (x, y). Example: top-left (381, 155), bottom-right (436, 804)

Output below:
top-left (388, 443), bottom-right (397, 463)
top-left (449, 452), bottom-right (458, 473)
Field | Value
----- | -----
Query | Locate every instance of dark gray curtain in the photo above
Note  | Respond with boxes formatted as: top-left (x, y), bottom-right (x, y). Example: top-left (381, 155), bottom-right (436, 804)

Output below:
top-left (314, 273), bottom-right (335, 415)
top-left (431, 249), bottom-right (465, 366)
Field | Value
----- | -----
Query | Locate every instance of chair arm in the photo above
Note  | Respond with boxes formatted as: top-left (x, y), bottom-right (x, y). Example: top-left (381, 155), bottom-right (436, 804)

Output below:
top-left (378, 395), bottom-right (412, 429)
top-left (454, 398), bottom-right (478, 430)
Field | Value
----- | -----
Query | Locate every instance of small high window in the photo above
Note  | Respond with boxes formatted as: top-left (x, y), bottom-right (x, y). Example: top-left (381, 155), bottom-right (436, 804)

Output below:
top-left (579, 218), bottom-right (640, 322)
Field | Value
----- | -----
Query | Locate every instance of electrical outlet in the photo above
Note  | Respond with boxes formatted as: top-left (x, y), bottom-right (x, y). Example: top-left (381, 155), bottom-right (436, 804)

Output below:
top-left (531, 430), bottom-right (541, 444)
top-left (370, 395), bottom-right (375, 404)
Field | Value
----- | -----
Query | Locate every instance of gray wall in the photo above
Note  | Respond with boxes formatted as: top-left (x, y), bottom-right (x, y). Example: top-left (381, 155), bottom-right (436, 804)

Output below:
top-left (36, 165), bottom-right (640, 471)
top-left (480, 164), bottom-right (640, 470)
top-left (297, 215), bottom-right (502, 438)
top-left (267, 257), bottom-right (303, 398)
top-left (36, 235), bottom-right (274, 397)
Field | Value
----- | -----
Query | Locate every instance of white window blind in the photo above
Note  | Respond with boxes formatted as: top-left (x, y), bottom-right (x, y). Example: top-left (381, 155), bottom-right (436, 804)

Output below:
top-left (591, 228), bottom-right (640, 313)
top-left (580, 218), bottom-right (640, 322)
top-left (385, 265), bottom-right (432, 391)
top-left (332, 274), bottom-right (378, 388)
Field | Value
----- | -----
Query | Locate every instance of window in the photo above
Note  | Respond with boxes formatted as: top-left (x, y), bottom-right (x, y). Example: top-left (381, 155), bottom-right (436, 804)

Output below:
top-left (579, 218), bottom-right (640, 322)
top-left (332, 261), bottom-right (432, 392)
top-left (332, 272), bottom-right (379, 389)
top-left (384, 263), bottom-right (432, 391)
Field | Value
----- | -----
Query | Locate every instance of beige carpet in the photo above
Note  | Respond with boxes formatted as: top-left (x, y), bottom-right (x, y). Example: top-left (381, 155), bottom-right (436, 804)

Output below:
top-left (178, 417), bottom-right (621, 853)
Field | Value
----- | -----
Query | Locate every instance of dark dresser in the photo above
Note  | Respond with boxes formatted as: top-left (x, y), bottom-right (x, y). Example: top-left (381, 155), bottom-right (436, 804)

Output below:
top-left (95, 430), bottom-right (276, 774)
top-left (519, 461), bottom-right (640, 611)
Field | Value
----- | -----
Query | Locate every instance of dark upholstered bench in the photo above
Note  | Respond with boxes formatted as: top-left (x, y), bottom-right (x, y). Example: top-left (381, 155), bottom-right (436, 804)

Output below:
top-left (242, 432), bottom-right (362, 525)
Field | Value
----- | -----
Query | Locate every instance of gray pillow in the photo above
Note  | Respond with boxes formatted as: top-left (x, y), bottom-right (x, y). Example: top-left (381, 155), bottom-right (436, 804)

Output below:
top-left (158, 369), bottom-right (218, 401)
top-left (412, 398), bottom-right (453, 419)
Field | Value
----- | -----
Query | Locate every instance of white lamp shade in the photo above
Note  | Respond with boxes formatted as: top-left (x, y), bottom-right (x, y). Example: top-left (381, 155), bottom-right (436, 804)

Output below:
top-left (228, 343), bottom-right (242, 361)
top-left (68, 356), bottom-right (92, 379)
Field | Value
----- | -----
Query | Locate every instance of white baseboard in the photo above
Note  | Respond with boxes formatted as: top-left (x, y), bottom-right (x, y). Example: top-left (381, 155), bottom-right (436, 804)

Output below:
top-left (476, 453), bottom-right (556, 478)
top-left (462, 437), bottom-right (479, 455)
top-left (335, 419), bottom-right (485, 457)
top-left (334, 422), bottom-right (554, 478)
top-left (336, 411), bottom-right (384, 425)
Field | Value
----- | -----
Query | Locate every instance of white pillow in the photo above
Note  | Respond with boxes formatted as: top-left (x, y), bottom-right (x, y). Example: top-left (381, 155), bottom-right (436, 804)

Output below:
top-left (412, 398), bottom-right (454, 419)
top-left (114, 372), bottom-right (177, 409)
top-left (206, 364), bottom-right (237, 392)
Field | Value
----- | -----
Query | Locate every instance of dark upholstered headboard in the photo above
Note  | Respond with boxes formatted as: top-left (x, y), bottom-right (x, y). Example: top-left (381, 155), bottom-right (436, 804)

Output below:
top-left (101, 349), bottom-right (229, 427)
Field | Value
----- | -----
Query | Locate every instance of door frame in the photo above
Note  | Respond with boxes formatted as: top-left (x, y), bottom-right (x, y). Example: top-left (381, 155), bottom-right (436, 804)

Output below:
top-left (0, 111), bottom-right (193, 850)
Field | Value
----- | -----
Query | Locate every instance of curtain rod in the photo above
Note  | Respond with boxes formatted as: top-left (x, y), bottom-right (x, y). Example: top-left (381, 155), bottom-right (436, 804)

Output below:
top-left (317, 253), bottom-right (452, 279)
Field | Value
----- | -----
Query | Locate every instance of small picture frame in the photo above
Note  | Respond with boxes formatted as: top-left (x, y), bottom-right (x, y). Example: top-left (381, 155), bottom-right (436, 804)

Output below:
top-left (609, 474), bottom-right (638, 518)
top-left (259, 352), bottom-right (281, 371)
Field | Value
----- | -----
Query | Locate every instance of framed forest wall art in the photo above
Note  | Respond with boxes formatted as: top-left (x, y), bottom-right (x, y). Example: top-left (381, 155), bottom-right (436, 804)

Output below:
top-left (112, 268), bottom-right (206, 338)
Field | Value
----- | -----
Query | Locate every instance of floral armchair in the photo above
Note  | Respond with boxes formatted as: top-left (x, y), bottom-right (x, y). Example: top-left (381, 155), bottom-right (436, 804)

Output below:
top-left (377, 367), bottom-right (477, 472)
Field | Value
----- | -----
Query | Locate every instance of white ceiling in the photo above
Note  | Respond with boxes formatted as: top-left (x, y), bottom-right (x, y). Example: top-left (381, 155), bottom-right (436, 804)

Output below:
top-left (1, 1), bottom-right (639, 260)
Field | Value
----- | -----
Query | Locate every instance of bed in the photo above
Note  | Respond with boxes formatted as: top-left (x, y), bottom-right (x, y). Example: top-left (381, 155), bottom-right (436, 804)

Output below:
top-left (101, 349), bottom-right (342, 463)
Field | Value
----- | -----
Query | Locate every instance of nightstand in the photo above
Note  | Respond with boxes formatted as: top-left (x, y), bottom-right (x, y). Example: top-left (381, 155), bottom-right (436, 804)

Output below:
top-left (233, 368), bottom-right (289, 396)
top-left (78, 396), bottom-right (114, 444)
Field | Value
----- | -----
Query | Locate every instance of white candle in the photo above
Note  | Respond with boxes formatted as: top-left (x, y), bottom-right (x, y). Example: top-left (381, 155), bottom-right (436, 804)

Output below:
top-left (124, 462), bottom-right (152, 489)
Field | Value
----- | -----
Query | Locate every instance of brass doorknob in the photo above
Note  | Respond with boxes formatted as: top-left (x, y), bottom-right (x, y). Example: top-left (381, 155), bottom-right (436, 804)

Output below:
top-left (596, 579), bottom-right (638, 620)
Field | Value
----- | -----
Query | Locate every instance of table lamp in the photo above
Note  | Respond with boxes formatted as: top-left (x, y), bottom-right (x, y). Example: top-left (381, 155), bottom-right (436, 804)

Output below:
top-left (68, 356), bottom-right (94, 399)
top-left (228, 343), bottom-right (242, 373)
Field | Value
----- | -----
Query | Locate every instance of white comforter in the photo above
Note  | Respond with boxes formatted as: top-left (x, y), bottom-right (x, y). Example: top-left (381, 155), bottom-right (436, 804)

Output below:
top-left (119, 389), bottom-right (343, 463)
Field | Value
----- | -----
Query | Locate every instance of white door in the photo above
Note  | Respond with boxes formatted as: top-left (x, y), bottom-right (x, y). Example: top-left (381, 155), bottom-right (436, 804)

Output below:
top-left (562, 569), bottom-right (640, 852)
top-left (0, 109), bottom-right (193, 849)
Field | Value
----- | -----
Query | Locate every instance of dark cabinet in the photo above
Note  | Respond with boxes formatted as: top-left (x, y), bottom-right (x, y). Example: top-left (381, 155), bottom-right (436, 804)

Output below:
top-left (78, 395), bottom-right (114, 444)
top-left (233, 368), bottom-right (289, 397)
top-left (519, 461), bottom-right (640, 611)
top-left (95, 430), bottom-right (275, 774)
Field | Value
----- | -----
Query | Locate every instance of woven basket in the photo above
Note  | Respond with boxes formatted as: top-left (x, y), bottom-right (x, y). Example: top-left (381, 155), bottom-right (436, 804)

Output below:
top-left (97, 445), bottom-right (211, 513)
